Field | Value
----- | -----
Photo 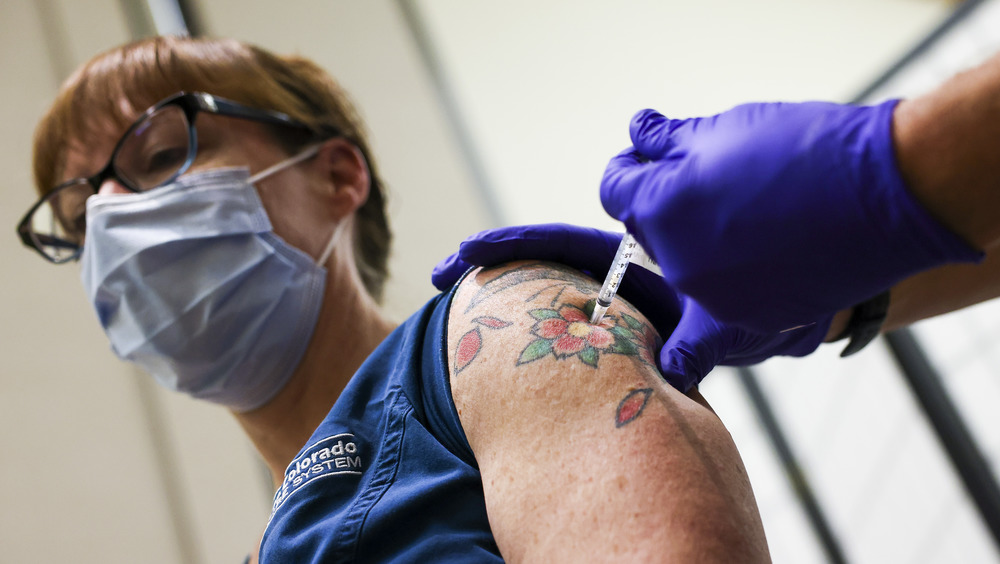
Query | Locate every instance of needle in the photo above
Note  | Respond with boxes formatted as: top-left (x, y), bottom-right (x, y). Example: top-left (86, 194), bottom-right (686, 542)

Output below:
top-left (590, 233), bottom-right (640, 324)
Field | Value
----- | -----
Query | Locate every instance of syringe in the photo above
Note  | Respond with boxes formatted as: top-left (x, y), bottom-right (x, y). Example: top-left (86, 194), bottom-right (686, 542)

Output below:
top-left (590, 233), bottom-right (641, 325)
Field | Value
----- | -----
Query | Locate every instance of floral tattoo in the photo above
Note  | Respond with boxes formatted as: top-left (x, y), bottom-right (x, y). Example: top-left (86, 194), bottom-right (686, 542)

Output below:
top-left (455, 264), bottom-right (660, 375)
top-left (517, 299), bottom-right (657, 368)
top-left (454, 263), bottom-right (665, 430)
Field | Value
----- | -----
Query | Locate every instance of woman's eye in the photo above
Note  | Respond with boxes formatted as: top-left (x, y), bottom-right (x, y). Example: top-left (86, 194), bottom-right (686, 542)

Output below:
top-left (140, 145), bottom-right (188, 174)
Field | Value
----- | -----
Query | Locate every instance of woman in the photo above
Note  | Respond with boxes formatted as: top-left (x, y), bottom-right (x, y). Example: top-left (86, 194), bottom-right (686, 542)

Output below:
top-left (20, 36), bottom-right (770, 562)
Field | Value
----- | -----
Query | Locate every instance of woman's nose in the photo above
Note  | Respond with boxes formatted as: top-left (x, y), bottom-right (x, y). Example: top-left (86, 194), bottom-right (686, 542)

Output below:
top-left (98, 178), bottom-right (132, 196)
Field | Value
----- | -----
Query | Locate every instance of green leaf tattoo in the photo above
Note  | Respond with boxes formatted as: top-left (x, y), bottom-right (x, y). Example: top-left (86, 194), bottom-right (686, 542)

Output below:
top-left (519, 339), bottom-right (553, 364)
top-left (529, 308), bottom-right (563, 320)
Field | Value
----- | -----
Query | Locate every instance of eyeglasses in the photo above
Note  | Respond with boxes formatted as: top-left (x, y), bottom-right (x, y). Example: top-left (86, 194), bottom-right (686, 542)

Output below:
top-left (17, 91), bottom-right (336, 264)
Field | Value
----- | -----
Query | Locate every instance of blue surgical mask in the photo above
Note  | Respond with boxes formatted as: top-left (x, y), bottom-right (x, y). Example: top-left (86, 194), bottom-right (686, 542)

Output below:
top-left (80, 153), bottom-right (342, 412)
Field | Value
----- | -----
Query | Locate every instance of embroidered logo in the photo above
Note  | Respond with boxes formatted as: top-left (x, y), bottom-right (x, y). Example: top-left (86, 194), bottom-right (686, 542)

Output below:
top-left (271, 433), bottom-right (363, 514)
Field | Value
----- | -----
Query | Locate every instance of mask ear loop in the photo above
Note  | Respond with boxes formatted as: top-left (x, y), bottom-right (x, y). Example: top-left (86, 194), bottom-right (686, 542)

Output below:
top-left (247, 143), bottom-right (339, 266)
top-left (249, 144), bottom-right (322, 184)
top-left (312, 144), bottom-right (371, 268)
top-left (315, 219), bottom-right (346, 267)
top-left (248, 142), bottom-right (363, 268)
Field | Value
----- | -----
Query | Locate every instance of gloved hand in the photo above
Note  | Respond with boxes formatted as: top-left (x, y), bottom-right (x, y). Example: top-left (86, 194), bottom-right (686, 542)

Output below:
top-left (432, 224), bottom-right (829, 391)
top-left (602, 101), bottom-right (982, 334)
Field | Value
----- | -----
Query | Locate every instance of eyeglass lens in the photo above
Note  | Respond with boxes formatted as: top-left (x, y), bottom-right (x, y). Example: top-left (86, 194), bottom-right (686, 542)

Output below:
top-left (115, 104), bottom-right (191, 190)
top-left (29, 104), bottom-right (193, 261)
top-left (29, 179), bottom-right (91, 262)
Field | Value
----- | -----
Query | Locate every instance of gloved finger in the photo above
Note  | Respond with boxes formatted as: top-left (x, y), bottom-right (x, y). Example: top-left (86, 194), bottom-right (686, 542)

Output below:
top-left (600, 149), bottom-right (684, 224)
top-left (656, 302), bottom-right (731, 392)
top-left (457, 223), bottom-right (622, 274)
top-left (457, 222), bottom-right (684, 333)
top-left (431, 251), bottom-right (473, 290)
top-left (432, 223), bottom-right (623, 291)
top-left (432, 224), bottom-right (609, 290)
top-left (599, 148), bottom-right (652, 220)
top-left (629, 109), bottom-right (678, 159)
top-left (717, 314), bottom-right (833, 366)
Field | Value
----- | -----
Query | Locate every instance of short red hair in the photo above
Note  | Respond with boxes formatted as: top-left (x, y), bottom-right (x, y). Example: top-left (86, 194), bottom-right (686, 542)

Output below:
top-left (33, 35), bottom-right (392, 301)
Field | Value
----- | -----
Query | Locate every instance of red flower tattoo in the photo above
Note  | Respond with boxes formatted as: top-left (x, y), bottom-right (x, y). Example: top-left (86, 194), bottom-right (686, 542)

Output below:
top-left (518, 303), bottom-right (646, 368)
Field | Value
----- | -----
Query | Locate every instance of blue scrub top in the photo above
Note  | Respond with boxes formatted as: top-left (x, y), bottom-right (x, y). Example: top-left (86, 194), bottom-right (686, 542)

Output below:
top-left (259, 287), bottom-right (503, 563)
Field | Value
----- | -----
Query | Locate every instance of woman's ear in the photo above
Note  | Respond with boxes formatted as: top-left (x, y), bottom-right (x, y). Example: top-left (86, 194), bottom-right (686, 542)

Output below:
top-left (315, 137), bottom-right (371, 219)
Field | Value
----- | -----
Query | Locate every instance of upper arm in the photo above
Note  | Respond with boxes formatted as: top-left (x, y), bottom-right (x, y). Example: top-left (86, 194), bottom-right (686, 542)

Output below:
top-left (447, 261), bottom-right (769, 563)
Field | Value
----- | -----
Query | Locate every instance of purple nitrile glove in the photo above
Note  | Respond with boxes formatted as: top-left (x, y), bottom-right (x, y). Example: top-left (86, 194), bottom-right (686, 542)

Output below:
top-left (602, 101), bottom-right (982, 334)
top-left (431, 224), bottom-right (829, 391)
top-left (432, 224), bottom-right (682, 336)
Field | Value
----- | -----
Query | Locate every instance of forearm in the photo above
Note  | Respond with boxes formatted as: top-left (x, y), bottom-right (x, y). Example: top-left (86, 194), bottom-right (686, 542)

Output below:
top-left (894, 51), bottom-right (1000, 251)
top-left (820, 55), bottom-right (1000, 342)
top-left (883, 248), bottom-right (1000, 332)
top-left (837, 53), bottom-right (1000, 334)
top-left (821, 248), bottom-right (1000, 343)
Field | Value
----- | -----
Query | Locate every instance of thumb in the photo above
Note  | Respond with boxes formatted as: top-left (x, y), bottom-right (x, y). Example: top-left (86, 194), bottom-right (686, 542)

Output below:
top-left (600, 148), bottom-right (654, 221)
top-left (431, 252), bottom-right (472, 291)
top-left (657, 302), bottom-right (732, 392)
top-left (629, 109), bottom-right (695, 160)
top-left (457, 223), bottom-right (621, 270)
top-left (629, 109), bottom-right (674, 159)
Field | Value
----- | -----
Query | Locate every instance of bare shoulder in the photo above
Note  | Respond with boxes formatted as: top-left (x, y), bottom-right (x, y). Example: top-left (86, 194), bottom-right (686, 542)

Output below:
top-left (447, 261), bottom-right (769, 563)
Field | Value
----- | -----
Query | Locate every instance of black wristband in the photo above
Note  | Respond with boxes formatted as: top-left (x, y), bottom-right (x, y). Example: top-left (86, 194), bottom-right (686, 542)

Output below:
top-left (837, 290), bottom-right (891, 357)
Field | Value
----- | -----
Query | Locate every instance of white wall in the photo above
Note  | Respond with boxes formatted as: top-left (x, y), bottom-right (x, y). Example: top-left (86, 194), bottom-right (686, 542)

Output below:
top-left (3, 2), bottom-right (187, 562)
top-left (413, 0), bottom-right (957, 229)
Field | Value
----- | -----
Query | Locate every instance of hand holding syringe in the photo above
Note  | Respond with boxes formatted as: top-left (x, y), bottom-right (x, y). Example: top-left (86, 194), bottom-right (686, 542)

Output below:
top-left (590, 233), bottom-right (661, 324)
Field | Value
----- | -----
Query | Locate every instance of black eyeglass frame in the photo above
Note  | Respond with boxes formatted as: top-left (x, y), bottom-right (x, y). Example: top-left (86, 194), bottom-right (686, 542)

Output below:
top-left (17, 91), bottom-right (338, 263)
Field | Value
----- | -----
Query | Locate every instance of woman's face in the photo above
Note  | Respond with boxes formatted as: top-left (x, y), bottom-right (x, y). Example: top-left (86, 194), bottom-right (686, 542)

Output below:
top-left (60, 104), bottom-right (341, 263)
